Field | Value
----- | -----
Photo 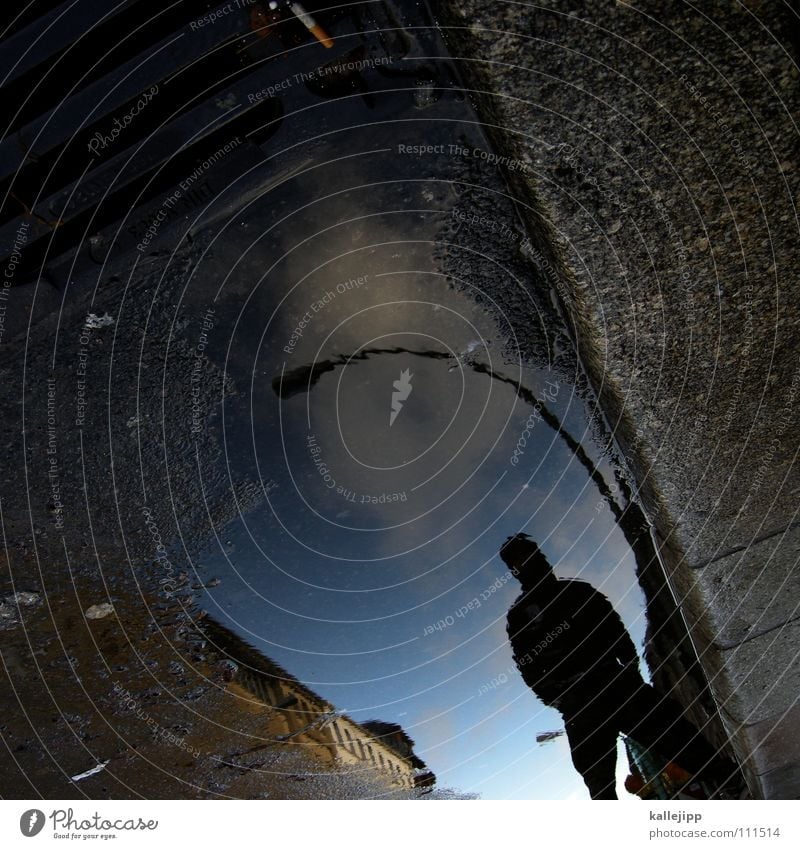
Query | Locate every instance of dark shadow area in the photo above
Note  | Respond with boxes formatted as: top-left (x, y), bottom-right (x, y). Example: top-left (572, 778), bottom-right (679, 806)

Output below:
top-left (501, 534), bottom-right (741, 799)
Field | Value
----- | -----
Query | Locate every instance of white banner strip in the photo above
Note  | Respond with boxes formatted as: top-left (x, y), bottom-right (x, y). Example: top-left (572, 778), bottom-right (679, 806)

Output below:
top-left (2, 800), bottom-right (797, 848)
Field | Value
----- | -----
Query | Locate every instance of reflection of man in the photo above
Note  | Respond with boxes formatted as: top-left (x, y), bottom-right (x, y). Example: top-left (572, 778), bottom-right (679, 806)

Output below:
top-left (501, 533), bottom-right (736, 799)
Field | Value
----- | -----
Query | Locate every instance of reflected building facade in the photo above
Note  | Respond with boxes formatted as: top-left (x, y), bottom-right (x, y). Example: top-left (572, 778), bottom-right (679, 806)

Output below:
top-left (200, 618), bottom-right (434, 792)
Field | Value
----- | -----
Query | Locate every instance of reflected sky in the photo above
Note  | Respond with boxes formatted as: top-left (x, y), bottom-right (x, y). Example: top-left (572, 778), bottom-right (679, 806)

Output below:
top-left (177, 163), bottom-right (650, 800)
top-left (150, 3), bottom-right (653, 800)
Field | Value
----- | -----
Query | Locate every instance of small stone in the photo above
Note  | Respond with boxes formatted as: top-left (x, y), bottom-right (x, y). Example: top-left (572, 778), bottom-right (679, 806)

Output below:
top-left (84, 312), bottom-right (114, 329)
top-left (0, 604), bottom-right (17, 625)
top-left (8, 591), bottom-right (40, 607)
top-left (84, 602), bottom-right (115, 620)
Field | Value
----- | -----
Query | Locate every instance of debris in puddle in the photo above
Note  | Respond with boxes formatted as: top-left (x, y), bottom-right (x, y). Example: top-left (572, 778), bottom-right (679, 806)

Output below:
top-left (84, 602), bottom-right (115, 620)
top-left (215, 93), bottom-right (239, 110)
top-left (449, 339), bottom-right (487, 370)
top-left (0, 592), bottom-right (42, 629)
top-left (70, 760), bottom-right (110, 782)
top-left (0, 605), bottom-right (18, 629)
top-left (84, 312), bottom-right (114, 329)
top-left (6, 591), bottom-right (41, 606)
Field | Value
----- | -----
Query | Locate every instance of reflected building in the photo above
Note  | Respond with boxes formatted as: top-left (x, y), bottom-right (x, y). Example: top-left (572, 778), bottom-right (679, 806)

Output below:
top-left (360, 720), bottom-right (436, 789)
top-left (199, 618), bottom-right (433, 792)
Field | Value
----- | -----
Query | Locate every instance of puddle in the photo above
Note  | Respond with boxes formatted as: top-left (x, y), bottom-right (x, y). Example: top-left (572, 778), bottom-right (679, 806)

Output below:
top-left (0, 0), bottom-right (736, 800)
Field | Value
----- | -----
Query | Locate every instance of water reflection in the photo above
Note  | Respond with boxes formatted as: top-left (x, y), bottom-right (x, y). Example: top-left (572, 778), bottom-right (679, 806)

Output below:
top-left (0, 0), bottom-right (742, 801)
top-left (184, 97), bottom-right (730, 798)
top-left (199, 276), bottom-right (664, 799)
top-left (199, 617), bottom-right (434, 793)
top-left (501, 534), bottom-right (736, 799)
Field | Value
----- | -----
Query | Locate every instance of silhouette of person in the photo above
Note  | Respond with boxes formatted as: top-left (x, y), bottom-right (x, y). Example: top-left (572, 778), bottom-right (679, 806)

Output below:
top-left (501, 533), bottom-right (736, 799)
